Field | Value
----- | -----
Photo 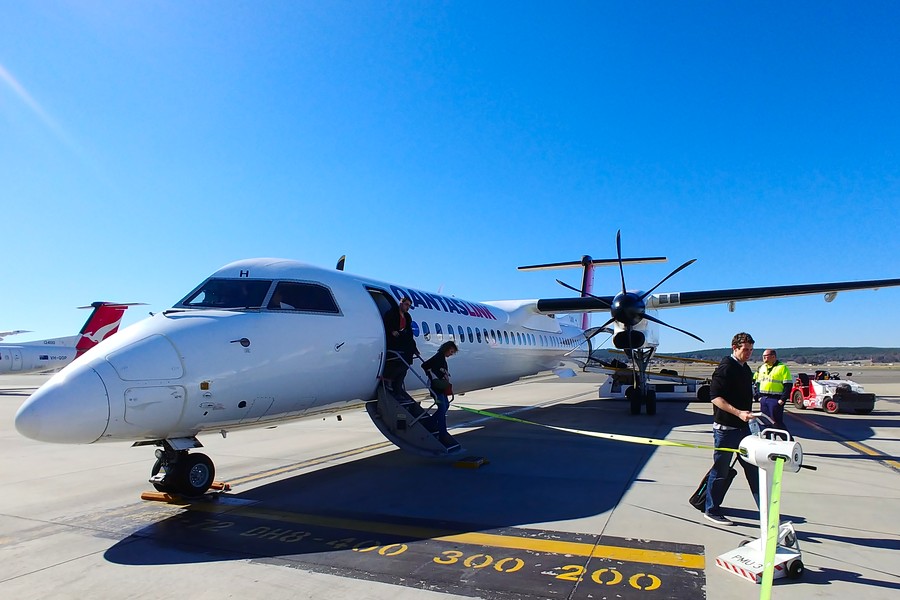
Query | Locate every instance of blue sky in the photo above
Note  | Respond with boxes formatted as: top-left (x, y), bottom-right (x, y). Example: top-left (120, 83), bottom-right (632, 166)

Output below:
top-left (2, 1), bottom-right (899, 353)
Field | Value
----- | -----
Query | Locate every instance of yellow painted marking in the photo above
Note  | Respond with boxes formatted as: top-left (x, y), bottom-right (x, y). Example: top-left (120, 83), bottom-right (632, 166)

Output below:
top-left (184, 502), bottom-right (704, 569)
top-left (793, 413), bottom-right (900, 470)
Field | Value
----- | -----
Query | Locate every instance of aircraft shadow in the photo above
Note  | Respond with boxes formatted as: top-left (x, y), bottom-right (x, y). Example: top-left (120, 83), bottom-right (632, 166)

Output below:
top-left (104, 397), bottom-right (711, 567)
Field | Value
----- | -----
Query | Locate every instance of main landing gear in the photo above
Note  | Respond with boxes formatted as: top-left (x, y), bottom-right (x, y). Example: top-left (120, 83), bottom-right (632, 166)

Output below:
top-left (149, 441), bottom-right (216, 497)
top-left (626, 386), bottom-right (657, 416)
top-left (624, 347), bottom-right (657, 416)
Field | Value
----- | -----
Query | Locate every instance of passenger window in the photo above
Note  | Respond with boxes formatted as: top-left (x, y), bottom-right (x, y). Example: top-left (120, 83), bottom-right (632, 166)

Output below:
top-left (422, 322), bottom-right (431, 341)
top-left (468, 327), bottom-right (474, 343)
top-left (483, 329), bottom-right (490, 345)
top-left (435, 323), bottom-right (443, 342)
top-left (458, 325), bottom-right (465, 342)
top-left (476, 328), bottom-right (482, 343)
top-left (267, 281), bottom-right (340, 314)
top-left (503, 331), bottom-right (509, 344)
top-left (447, 324), bottom-right (454, 341)
top-left (181, 278), bottom-right (273, 309)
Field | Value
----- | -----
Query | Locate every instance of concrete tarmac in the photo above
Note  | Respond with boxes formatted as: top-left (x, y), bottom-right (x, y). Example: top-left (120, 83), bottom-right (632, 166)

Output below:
top-left (1, 367), bottom-right (898, 599)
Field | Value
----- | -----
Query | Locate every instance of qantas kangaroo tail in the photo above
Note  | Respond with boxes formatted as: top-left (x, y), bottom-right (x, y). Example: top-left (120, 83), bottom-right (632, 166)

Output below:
top-left (74, 302), bottom-right (143, 357)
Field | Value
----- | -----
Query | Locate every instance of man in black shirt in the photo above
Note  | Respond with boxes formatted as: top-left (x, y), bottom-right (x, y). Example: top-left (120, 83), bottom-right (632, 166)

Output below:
top-left (703, 332), bottom-right (761, 526)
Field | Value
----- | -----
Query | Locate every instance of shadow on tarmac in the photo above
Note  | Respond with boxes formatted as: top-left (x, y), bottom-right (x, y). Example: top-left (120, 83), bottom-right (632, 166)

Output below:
top-left (104, 397), bottom-right (709, 567)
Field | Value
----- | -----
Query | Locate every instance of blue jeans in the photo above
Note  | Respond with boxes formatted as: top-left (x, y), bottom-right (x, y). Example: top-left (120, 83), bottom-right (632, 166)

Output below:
top-left (760, 395), bottom-right (787, 430)
top-left (432, 392), bottom-right (449, 435)
top-left (705, 426), bottom-right (760, 514)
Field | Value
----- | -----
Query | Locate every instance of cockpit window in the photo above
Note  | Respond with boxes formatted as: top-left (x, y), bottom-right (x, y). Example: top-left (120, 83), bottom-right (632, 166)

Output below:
top-left (179, 279), bottom-right (273, 309)
top-left (267, 281), bottom-right (341, 314)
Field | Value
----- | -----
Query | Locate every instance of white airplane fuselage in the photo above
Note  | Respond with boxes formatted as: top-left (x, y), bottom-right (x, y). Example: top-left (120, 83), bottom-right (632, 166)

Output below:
top-left (0, 338), bottom-right (77, 374)
top-left (16, 259), bottom-right (585, 446)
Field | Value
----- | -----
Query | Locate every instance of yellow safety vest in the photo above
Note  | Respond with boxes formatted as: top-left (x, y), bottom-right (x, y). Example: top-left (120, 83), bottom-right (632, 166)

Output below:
top-left (755, 362), bottom-right (792, 395)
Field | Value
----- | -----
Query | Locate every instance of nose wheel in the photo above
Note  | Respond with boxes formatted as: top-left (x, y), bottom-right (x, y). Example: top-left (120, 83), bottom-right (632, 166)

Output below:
top-left (150, 450), bottom-right (215, 497)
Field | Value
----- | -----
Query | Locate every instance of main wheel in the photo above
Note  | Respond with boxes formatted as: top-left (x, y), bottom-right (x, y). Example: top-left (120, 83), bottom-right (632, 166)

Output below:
top-left (792, 390), bottom-right (805, 409)
top-left (169, 453), bottom-right (216, 496)
top-left (645, 390), bottom-right (657, 416)
top-left (626, 387), bottom-right (641, 415)
top-left (823, 396), bottom-right (839, 414)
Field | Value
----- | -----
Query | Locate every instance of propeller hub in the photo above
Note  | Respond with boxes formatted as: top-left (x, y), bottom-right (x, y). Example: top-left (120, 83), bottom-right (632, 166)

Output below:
top-left (611, 292), bottom-right (645, 327)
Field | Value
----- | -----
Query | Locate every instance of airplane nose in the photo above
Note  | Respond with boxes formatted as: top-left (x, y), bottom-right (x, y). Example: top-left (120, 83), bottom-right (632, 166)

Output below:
top-left (15, 367), bottom-right (110, 444)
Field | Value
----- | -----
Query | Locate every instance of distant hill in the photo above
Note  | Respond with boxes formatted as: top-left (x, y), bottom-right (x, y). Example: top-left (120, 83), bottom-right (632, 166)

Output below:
top-left (669, 347), bottom-right (900, 365)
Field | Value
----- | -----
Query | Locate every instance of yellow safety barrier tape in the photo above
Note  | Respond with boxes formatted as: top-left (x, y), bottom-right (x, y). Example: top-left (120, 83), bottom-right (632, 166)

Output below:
top-left (455, 404), bottom-right (741, 453)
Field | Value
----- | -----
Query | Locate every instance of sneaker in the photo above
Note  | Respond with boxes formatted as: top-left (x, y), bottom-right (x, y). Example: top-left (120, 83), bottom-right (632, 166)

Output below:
top-left (704, 512), bottom-right (733, 526)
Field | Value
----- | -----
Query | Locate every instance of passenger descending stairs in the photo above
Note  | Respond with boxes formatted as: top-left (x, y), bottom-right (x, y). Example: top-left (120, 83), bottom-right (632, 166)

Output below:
top-left (366, 384), bottom-right (463, 457)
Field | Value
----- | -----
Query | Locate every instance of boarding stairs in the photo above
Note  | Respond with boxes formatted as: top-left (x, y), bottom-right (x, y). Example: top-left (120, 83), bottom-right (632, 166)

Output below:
top-left (365, 353), bottom-right (463, 457)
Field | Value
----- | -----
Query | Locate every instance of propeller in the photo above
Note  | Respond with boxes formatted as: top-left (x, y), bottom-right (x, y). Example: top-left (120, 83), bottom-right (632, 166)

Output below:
top-left (559, 230), bottom-right (704, 349)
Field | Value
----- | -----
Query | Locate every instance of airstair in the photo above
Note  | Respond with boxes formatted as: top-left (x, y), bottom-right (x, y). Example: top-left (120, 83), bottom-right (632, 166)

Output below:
top-left (365, 353), bottom-right (463, 457)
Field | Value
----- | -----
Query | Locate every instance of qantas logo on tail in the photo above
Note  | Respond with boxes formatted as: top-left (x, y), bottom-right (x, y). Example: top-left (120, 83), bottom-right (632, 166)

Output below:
top-left (74, 303), bottom-right (136, 356)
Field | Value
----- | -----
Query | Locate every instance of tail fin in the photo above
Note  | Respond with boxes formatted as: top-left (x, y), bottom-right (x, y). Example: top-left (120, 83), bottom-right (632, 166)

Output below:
top-left (74, 302), bottom-right (139, 357)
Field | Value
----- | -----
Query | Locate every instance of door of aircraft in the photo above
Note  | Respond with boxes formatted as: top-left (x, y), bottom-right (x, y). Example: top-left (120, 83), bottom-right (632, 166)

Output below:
top-left (366, 287), bottom-right (397, 375)
top-left (11, 348), bottom-right (23, 371)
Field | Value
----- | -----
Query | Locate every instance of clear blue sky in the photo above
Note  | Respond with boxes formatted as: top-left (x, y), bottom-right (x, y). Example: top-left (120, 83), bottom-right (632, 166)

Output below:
top-left (2, 2), bottom-right (899, 353)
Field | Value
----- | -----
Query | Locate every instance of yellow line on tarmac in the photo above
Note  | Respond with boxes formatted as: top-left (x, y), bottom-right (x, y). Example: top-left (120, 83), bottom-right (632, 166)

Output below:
top-left (793, 413), bottom-right (900, 471)
top-left (185, 502), bottom-right (704, 569)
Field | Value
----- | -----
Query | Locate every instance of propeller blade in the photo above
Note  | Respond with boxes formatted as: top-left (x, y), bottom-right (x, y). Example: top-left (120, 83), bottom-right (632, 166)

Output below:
top-left (555, 279), bottom-right (612, 308)
top-left (639, 258), bottom-right (697, 301)
top-left (641, 313), bottom-right (704, 343)
top-left (616, 230), bottom-right (626, 294)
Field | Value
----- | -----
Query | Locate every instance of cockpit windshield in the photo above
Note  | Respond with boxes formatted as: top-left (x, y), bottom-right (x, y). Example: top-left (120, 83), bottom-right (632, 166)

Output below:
top-left (178, 278), bottom-right (273, 309)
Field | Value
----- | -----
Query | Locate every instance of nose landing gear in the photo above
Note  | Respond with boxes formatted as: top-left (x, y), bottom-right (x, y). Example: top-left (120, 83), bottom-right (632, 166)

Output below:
top-left (149, 441), bottom-right (216, 497)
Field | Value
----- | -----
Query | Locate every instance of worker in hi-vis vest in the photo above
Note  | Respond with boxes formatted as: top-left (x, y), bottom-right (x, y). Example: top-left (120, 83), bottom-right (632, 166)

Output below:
top-left (754, 349), bottom-right (793, 430)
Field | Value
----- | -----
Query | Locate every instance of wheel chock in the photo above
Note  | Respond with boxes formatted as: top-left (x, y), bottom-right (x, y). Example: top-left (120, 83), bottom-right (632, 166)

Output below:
top-left (140, 491), bottom-right (188, 504)
top-left (454, 456), bottom-right (489, 469)
top-left (140, 481), bottom-right (231, 503)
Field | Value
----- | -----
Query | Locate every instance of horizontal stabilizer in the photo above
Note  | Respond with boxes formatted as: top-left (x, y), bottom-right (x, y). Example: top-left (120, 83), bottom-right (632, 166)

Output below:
top-left (518, 256), bottom-right (666, 271)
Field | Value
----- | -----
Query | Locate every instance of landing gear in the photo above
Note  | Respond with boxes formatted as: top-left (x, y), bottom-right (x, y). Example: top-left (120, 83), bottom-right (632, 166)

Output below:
top-left (149, 444), bottom-right (215, 496)
top-left (625, 387), bottom-right (657, 415)
top-left (624, 348), bottom-right (657, 415)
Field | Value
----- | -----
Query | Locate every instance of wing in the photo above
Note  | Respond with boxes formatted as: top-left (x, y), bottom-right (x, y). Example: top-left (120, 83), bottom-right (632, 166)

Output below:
top-left (535, 278), bottom-right (900, 314)
top-left (0, 329), bottom-right (31, 341)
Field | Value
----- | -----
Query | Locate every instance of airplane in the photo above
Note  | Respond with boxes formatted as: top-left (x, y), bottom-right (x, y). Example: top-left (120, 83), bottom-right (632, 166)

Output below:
top-left (1, 302), bottom-right (137, 375)
top-left (0, 329), bottom-right (32, 341)
top-left (14, 235), bottom-right (900, 497)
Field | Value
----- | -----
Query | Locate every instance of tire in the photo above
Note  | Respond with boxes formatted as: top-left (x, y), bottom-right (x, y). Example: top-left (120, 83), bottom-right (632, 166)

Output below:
top-left (697, 384), bottom-right (710, 403)
top-left (150, 458), bottom-right (168, 493)
top-left (823, 396), bottom-right (839, 414)
top-left (786, 559), bottom-right (804, 579)
top-left (171, 453), bottom-right (215, 497)
top-left (792, 390), bottom-right (805, 409)
top-left (626, 387), bottom-right (641, 415)
top-left (646, 390), bottom-right (657, 416)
